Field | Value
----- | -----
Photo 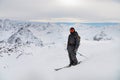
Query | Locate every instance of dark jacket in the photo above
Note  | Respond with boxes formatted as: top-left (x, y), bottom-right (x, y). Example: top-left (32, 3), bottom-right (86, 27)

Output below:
top-left (67, 31), bottom-right (80, 52)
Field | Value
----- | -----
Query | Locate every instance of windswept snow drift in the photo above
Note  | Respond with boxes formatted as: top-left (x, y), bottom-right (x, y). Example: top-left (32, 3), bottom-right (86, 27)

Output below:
top-left (0, 19), bottom-right (120, 80)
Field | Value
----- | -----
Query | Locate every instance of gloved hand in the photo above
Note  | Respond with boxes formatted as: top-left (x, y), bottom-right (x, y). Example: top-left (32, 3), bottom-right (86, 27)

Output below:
top-left (74, 49), bottom-right (78, 53)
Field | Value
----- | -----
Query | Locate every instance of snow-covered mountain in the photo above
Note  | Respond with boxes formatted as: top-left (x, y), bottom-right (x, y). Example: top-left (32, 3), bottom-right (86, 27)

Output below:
top-left (0, 19), bottom-right (120, 80)
top-left (93, 31), bottom-right (112, 41)
top-left (0, 19), bottom-right (119, 42)
top-left (8, 27), bottom-right (43, 46)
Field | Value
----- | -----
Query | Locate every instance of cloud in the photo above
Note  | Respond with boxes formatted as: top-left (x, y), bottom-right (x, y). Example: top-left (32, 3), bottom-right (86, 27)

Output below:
top-left (0, 0), bottom-right (120, 22)
top-left (30, 18), bottom-right (86, 22)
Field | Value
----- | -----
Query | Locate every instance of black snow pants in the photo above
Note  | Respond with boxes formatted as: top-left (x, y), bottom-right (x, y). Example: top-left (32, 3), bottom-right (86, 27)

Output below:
top-left (67, 46), bottom-right (78, 65)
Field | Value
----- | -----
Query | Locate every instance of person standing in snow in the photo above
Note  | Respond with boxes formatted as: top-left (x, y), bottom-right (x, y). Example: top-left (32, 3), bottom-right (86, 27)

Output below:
top-left (67, 27), bottom-right (80, 66)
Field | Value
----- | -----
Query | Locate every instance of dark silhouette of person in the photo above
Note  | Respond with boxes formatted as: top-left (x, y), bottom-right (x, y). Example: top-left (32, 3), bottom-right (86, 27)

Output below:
top-left (67, 27), bottom-right (80, 66)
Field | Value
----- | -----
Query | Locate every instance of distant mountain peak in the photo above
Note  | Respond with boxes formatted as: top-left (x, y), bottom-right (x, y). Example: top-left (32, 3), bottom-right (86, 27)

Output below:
top-left (7, 27), bottom-right (43, 46)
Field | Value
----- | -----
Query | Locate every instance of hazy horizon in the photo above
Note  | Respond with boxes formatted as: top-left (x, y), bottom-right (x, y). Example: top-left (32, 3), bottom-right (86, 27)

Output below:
top-left (0, 0), bottom-right (120, 22)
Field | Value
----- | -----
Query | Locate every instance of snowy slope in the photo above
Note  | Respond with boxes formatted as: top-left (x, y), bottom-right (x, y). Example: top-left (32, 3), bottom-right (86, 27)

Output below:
top-left (0, 19), bottom-right (120, 80)
top-left (8, 27), bottom-right (43, 46)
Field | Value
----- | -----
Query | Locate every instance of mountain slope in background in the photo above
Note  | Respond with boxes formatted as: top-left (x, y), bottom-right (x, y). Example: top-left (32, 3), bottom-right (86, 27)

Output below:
top-left (8, 27), bottom-right (43, 46)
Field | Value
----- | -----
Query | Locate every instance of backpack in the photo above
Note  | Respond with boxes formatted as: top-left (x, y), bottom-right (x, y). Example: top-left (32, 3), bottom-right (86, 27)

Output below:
top-left (77, 35), bottom-right (81, 44)
top-left (74, 34), bottom-right (81, 44)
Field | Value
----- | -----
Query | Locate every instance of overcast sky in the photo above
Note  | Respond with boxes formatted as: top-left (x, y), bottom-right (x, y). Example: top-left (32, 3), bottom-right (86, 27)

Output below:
top-left (0, 0), bottom-right (120, 22)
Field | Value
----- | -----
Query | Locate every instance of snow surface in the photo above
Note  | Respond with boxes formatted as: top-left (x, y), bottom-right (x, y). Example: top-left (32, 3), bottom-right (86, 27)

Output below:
top-left (0, 19), bottom-right (120, 80)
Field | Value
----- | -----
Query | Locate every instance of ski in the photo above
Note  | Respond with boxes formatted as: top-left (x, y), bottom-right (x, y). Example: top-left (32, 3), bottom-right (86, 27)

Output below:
top-left (54, 65), bottom-right (70, 71)
top-left (54, 61), bottom-right (82, 71)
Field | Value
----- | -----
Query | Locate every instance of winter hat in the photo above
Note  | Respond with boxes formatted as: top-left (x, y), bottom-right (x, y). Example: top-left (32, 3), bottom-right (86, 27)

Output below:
top-left (70, 27), bottom-right (75, 33)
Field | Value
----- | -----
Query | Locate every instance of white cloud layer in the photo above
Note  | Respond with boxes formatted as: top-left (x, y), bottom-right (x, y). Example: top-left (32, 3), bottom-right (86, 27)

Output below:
top-left (0, 0), bottom-right (120, 22)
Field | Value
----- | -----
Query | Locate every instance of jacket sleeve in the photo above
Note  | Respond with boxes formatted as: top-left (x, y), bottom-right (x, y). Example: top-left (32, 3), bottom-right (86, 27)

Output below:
top-left (67, 35), bottom-right (70, 50)
top-left (75, 34), bottom-right (80, 50)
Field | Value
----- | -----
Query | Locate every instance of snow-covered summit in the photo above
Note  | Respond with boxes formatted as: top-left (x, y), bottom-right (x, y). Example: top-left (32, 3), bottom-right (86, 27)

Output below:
top-left (7, 27), bottom-right (43, 46)
top-left (93, 31), bottom-right (112, 41)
